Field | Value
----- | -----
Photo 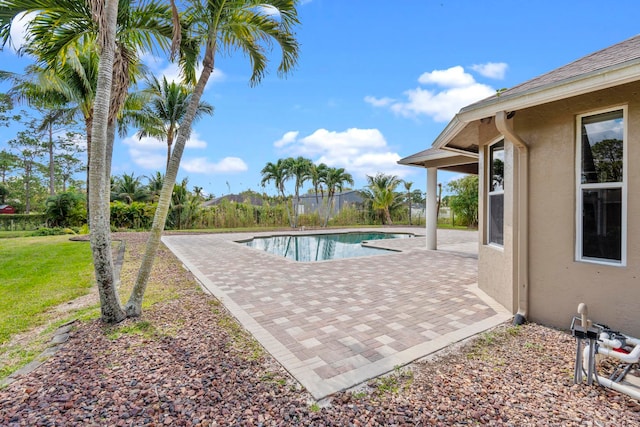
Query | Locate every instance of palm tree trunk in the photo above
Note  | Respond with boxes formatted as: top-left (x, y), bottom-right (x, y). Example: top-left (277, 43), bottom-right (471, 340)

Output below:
top-left (105, 121), bottom-right (116, 200)
top-left (280, 186), bottom-right (294, 228)
top-left (384, 207), bottom-right (392, 225)
top-left (126, 44), bottom-right (216, 316)
top-left (85, 116), bottom-right (92, 225)
top-left (25, 162), bottom-right (31, 214)
top-left (48, 124), bottom-right (55, 196)
top-left (89, 0), bottom-right (125, 324)
top-left (323, 191), bottom-right (334, 227)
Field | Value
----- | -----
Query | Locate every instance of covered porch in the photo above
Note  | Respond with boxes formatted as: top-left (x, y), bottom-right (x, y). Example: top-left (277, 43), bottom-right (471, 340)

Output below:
top-left (398, 146), bottom-right (478, 250)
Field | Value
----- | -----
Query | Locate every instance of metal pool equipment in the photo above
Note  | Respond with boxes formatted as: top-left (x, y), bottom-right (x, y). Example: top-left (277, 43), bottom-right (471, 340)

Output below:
top-left (571, 303), bottom-right (640, 400)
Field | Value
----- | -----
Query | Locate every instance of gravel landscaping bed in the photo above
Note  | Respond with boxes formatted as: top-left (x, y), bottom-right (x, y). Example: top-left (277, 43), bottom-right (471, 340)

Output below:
top-left (1, 232), bottom-right (639, 426)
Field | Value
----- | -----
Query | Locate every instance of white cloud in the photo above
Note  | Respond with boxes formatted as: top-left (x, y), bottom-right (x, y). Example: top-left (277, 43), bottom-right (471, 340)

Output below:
top-left (363, 96), bottom-right (395, 107)
top-left (273, 128), bottom-right (409, 179)
top-left (367, 65), bottom-right (497, 122)
top-left (8, 11), bottom-right (37, 51)
top-left (123, 130), bottom-right (208, 170)
top-left (391, 83), bottom-right (495, 122)
top-left (123, 130), bottom-right (245, 174)
top-left (274, 130), bottom-right (299, 148)
top-left (182, 157), bottom-right (248, 174)
top-left (471, 62), bottom-right (508, 79)
top-left (127, 149), bottom-right (167, 170)
top-left (418, 66), bottom-right (475, 87)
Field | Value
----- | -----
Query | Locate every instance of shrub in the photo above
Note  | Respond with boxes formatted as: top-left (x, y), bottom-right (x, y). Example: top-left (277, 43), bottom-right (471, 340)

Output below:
top-left (44, 191), bottom-right (86, 227)
top-left (110, 201), bottom-right (155, 230)
top-left (29, 227), bottom-right (75, 236)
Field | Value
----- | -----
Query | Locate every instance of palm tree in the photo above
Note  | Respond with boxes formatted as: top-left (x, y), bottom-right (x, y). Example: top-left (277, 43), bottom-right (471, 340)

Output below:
top-left (146, 171), bottom-right (164, 202)
top-left (403, 180), bottom-right (413, 225)
top-left (131, 76), bottom-right (213, 172)
top-left (127, 0), bottom-right (300, 317)
top-left (2, 54), bottom-right (98, 198)
top-left (1, 0), bottom-right (175, 188)
top-left (1, 0), bottom-right (186, 322)
top-left (192, 185), bottom-right (203, 199)
top-left (261, 158), bottom-right (293, 227)
top-left (112, 173), bottom-right (149, 204)
top-left (322, 167), bottom-right (354, 227)
top-left (310, 162), bottom-right (328, 203)
top-left (89, 0), bottom-right (126, 323)
top-left (283, 156), bottom-right (312, 228)
top-left (365, 173), bottom-right (402, 225)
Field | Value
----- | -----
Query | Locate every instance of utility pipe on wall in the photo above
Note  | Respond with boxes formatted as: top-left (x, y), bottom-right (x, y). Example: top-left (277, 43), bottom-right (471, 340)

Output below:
top-left (495, 111), bottom-right (529, 325)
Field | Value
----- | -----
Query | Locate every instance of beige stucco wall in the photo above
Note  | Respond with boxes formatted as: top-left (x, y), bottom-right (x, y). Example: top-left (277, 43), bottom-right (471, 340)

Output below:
top-left (478, 140), bottom-right (517, 312)
top-left (481, 81), bottom-right (640, 335)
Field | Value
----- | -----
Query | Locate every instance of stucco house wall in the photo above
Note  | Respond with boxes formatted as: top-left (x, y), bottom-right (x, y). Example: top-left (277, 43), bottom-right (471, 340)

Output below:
top-left (399, 35), bottom-right (640, 336)
top-left (478, 140), bottom-right (517, 313)
top-left (494, 81), bottom-right (640, 335)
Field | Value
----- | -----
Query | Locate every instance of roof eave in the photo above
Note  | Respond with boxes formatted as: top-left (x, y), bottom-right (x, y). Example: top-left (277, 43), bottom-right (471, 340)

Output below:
top-left (459, 60), bottom-right (640, 122)
top-left (430, 60), bottom-right (640, 150)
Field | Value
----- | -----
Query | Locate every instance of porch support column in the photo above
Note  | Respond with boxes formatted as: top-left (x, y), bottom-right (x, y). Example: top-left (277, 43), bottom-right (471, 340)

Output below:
top-left (426, 167), bottom-right (437, 250)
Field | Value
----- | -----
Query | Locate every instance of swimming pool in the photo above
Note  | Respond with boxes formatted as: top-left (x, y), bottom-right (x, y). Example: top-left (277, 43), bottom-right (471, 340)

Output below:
top-left (240, 232), bottom-right (412, 262)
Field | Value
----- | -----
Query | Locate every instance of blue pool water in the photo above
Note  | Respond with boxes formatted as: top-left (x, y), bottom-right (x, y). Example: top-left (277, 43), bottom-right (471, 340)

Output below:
top-left (241, 232), bottom-right (412, 262)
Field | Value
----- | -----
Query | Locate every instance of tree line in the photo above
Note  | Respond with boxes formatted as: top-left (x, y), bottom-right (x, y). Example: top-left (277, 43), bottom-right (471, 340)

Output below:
top-left (0, 0), bottom-right (478, 323)
top-left (1, 0), bottom-right (300, 323)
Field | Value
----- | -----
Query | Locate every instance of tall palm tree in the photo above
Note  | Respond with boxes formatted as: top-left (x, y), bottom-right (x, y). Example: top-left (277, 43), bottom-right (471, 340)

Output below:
top-left (322, 167), bottom-right (354, 227)
top-left (0, 0), bottom-right (175, 176)
top-left (127, 0), bottom-right (300, 317)
top-left (403, 180), bottom-right (413, 225)
top-left (310, 162), bottom-right (328, 203)
top-left (1, 53), bottom-right (98, 195)
top-left (283, 156), bottom-right (312, 228)
top-left (261, 158), bottom-right (293, 227)
top-left (365, 173), bottom-right (402, 225)
top-left (89, 0), bottom-right (126, 323)
top-left (131, 76), bottom-right (213, 172)
top-left (1, 0), bottom-right (187, 323)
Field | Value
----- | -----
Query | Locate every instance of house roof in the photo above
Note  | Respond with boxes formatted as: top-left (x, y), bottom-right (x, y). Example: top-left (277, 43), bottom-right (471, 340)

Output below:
top-left (398, 147), bottom-right (478, 174)
top-left (399, 34), bottom-right (640, 168)
top-left (459, 34), bottom-right (640, 119)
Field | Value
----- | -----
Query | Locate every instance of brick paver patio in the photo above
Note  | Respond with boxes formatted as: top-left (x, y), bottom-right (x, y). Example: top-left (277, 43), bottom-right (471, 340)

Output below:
top-left (162, 227), bottom-right (511, 399)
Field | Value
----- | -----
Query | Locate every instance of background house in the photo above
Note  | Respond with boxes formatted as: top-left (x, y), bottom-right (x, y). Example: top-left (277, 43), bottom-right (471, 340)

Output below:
top-left (296, 190), bottom-right (363, 217)
top-left (400, 35), bottom-right (640, 336)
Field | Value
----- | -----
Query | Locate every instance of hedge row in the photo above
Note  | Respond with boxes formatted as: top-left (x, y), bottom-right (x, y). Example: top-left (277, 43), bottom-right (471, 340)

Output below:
top-left (0, 214), bottom-right (47, 231)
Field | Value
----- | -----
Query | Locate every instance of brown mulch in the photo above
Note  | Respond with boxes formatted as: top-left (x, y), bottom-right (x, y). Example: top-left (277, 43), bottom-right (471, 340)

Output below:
top-left (1, 233), bottom-right (640, 426)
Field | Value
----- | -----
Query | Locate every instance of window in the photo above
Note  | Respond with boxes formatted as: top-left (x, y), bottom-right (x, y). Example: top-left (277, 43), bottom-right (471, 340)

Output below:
top-left (488, 140), bottom-right (504, 246)
top-left (576, 108), bottom-right (626, 264)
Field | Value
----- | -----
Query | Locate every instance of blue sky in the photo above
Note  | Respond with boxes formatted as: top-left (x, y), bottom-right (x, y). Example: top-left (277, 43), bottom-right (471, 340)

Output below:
top-left (1, 0), bottom-right (639, 198)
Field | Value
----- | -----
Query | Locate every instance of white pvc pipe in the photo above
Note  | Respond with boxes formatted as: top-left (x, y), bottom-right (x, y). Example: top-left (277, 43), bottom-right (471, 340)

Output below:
top-left (495, 111), bottom-right (529, 324)
top-left (598, 344), bottom-right (640, 364)
top-left (595, 375), bottom-right (640, 400)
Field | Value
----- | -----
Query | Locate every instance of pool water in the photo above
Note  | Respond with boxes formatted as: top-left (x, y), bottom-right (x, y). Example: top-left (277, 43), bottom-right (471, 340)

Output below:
top-left (241, 232), bottom-right (412, 262)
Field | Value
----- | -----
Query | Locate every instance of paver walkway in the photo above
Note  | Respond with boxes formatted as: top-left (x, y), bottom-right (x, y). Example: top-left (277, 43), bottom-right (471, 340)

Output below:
top-left (162, 227), bottom-right (511, 399)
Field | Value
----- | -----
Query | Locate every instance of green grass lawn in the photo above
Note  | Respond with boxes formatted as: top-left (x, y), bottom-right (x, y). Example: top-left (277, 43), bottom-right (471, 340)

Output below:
top-left (0, 230), bottom-right (33, 239)
top-left (0, 235), bottom-right (94, 345)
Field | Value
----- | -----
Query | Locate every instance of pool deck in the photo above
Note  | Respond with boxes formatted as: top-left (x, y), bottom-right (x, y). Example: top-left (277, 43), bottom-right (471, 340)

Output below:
top-left (162, 227), bottom-right (511, 400)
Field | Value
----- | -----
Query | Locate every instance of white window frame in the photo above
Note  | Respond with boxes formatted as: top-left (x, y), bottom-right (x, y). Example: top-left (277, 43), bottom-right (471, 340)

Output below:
top-left (575, 106), bottom-right (627, 266)
top-left (487, 138), bottom-right (505, 248)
